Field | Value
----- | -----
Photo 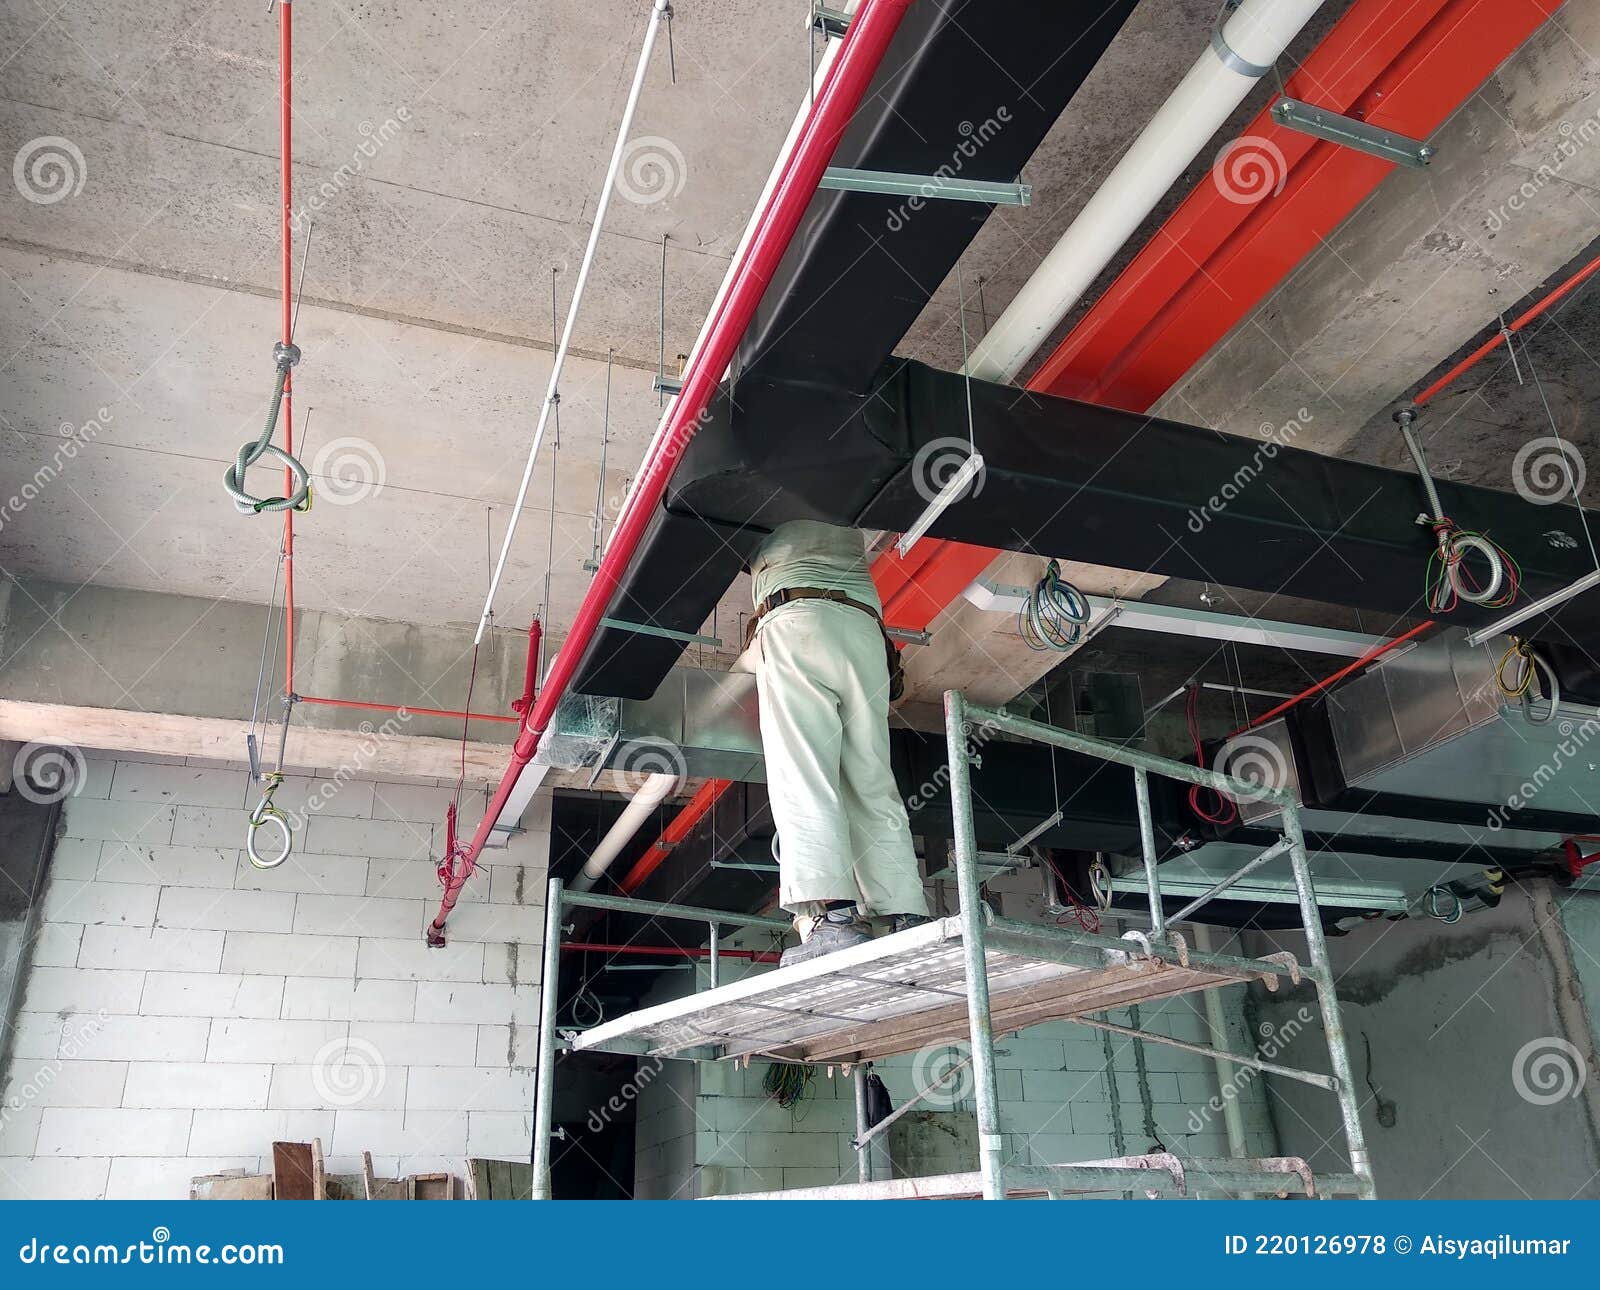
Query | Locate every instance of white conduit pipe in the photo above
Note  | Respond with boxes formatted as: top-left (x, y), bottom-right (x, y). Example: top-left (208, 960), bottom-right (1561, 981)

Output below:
top-left (569, 771), bottom-right (680, 893)
top-left (475, 0), bottom-right (672, 645)
top-left (1193, 923), bottom-right (1250, 1167)
top-left (964, 0), bottom-right (1329, 383)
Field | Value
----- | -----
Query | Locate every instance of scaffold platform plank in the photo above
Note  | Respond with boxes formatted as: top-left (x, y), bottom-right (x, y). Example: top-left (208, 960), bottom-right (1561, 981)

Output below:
top-left (567, 915), bottom-right (1297, 1065)
top-left (705, 1155), bottom-right (1364, 1200)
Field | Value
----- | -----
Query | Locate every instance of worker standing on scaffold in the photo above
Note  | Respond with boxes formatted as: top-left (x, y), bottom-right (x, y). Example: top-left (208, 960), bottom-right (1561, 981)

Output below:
top-left (743, 520), bottom-right (930, 964)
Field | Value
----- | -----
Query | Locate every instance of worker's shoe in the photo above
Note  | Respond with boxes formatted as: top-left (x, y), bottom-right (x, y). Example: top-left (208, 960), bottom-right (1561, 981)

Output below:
top-left (882, 913), bottom-right (933, 935)
top-left (780, 905), bottom-right (871, 966)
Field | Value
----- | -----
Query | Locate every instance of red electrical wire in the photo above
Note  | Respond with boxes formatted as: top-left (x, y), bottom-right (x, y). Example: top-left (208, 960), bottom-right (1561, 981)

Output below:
top-left (1185, 684), bottom-right (1237, 827)
top-left (278, 0), bottom-right (297, 698)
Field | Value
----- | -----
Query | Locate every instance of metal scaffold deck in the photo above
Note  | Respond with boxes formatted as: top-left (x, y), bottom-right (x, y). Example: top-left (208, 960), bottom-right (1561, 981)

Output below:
top-left (530, 690), bottom-right (1378, 1201)
top-left (569, 914), bottom-right (1301, 1065)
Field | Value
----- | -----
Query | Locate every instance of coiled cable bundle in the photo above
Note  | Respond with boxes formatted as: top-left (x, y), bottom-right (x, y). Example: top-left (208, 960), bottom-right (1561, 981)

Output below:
top-left (762, 1062), bottom-right (814, 1109)
top-left (1395, 408), bottom-right (1520, 615)
top-left (1018, 559), bottom-right (1092, 651)
top-left (1423, 518), bottom-right (1519, 614)
top-left (1497, 637), bottom-right (1559, 726)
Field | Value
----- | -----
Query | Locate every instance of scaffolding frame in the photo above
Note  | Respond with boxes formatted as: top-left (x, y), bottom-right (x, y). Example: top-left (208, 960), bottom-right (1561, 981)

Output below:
top-left (530, 690), bottom-right (1376, 1200)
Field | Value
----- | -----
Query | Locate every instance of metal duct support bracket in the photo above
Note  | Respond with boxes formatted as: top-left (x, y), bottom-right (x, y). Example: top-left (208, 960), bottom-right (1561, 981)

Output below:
top-left (599, 615), bottom-right (722, 649)
top-left (811, 4), bottom-right (851, 39)
top-left (1271, 98), bottom-right (1435, 168)
top-left (819, 168), bottom-right (1032, 206)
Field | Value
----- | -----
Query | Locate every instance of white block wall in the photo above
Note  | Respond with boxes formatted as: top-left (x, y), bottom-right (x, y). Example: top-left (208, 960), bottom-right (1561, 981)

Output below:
top-left (633, 877), bottom-right (1277, 1197)
top-left (0, 755), bottom-right (549, 1200)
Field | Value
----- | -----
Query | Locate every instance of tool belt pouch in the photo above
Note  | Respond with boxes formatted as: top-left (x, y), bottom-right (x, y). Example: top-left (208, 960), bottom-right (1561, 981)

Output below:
top-left (883, 629), bottom-right (905, 704)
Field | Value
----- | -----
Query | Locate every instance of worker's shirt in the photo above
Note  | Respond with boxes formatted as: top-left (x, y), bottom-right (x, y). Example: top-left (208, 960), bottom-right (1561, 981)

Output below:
top-left (750, 520), bottom-right (881, 613)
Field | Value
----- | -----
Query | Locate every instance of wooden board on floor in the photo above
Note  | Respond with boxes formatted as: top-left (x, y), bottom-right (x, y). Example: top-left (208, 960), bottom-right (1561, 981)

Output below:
top-left (191, 1172), bottom-right (274, 1200)
top-left (470, 1158), bottom-right (533, 1200)
top-left (272, 1142), bottom-right (317, 1200)
top-left (411, 1172), bottom-right (454, 1200)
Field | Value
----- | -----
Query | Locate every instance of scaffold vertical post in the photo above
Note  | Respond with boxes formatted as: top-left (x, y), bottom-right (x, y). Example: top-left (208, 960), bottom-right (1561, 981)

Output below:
top-left (1133, 767), bottom-right (1165, 937)
top-left (1280, 804), bottom-right (1376, 1199)
top-left (945, 690), bottom-right (1007, 1200)
top-left (853, 1065), bottom-right (872, 1182)
top-left (532, 877), bottom-right (564, 1200)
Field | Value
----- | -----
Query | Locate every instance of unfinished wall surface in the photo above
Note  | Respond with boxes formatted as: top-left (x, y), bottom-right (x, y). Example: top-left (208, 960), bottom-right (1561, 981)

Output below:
top-left (1252, 883), bottom-right (1600, 1200)
top-left (631, 873), bottom-right (1277, 1198)
top-left (0, 755), bottom-right (550, 1199)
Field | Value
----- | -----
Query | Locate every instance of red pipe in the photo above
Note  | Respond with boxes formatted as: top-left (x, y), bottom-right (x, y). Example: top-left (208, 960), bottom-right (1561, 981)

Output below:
top-left (1207, 256), bottom-right (1600, 743)
top-left (279, 0), bottom-right (297, 696)
top-left (1413, 251), bottom-right (1600, 407)
top-left (511, 619), bottom-right (543, 717)
top-left (869, 0), bottom-right (1558, 637)
top-left (617, 778), bottom-right (732, 894)
top-left (298, 694), bottom-right (519, 724)
top-left (1225, 619), bottom-right (1436, 738)
top-left (561, 941), bottom-right (780, 963)
top-left (428, 0), bottom-right (915, 938)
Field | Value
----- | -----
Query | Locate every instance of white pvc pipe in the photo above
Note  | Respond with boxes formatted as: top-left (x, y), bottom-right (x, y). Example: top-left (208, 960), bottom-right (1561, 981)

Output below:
top-left (569, 771), bottom-right (680, 893)
top-left (475, 0), bottom-right (672, 645)
top-left (964, 0), bottom-right (1329, 383)
top-left (1193, 923), bottom-right (1250, 1167)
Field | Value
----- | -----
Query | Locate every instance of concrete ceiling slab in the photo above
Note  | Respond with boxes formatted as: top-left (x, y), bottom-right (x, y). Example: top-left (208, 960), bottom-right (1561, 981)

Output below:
top-left (3, 0), bottom-right (1597, 736)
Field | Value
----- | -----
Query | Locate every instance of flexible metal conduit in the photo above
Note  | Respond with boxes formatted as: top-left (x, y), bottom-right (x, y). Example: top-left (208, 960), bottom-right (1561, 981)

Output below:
top-left (427, 0), bottom-right (916, 939)
top-left (964, 0), bottom-right (1329, 383)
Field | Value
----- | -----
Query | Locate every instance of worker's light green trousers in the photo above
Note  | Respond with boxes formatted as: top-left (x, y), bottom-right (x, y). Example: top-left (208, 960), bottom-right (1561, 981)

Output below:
top-left (754, 599), bottom-right (930, 919)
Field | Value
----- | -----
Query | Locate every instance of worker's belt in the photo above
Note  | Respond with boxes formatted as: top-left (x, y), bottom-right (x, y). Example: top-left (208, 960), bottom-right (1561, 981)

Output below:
top-left (746, 587), bottom-right (905, 702)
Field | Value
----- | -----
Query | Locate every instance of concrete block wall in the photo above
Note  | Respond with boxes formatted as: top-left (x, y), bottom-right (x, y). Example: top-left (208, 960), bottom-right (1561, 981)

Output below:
top-left (1251, 882), bottom-right (1600, 1199)
top-left (0, 754), bottom-right (550, 1199)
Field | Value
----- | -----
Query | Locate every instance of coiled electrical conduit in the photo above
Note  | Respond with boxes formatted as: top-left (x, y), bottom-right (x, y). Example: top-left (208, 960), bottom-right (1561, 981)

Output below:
top-left (1497, 637), bottom-right (1560, 726)
top-left (224, 341), bottom-right (311, 515)
top-left (1018, 559), bottom-right (1092, 650)
top-left (1393, 408), bottom-right (1518, 614)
